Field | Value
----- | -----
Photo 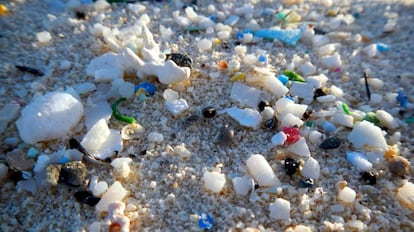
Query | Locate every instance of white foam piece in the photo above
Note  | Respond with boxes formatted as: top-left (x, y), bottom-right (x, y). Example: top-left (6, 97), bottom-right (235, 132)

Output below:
top-left (203, 170), bottom-right (226, 193)
top-left (307, 74), bottom-right (328, 89)
top-left (376, 110), bottom-right (398, 129)
top-left (165, 99), bottom-right (189, 116)
top-left (163, 89), bottom-right (179, 101)
top-left (287, 137), bottom-right (311, 157)
top-left (16, 91), bottom-right (84, 144)
top-left (263, 74), bottom-right (289, 98)
top-left (232, 176), bottom-right (252, 196)
top-left (300, 61), bottom-right (316, 76)
top-left (197, 38), bottom-right (212, 51)
top-left (93, 181), bottom-right (109, 197)
top-left (271, 132), bottom-right (287, 146)
top-left (75, 82), bottom-right (96, 95)
top-left (96, 181), bottom-right (128, 212)
top-left (226, 107), bottom-right (262, 129)
top-left (348, 121), bottom-right (388, 151)
top-left (346, 151), bottom-right (373, 171)
top-left (302, 157), bottom-right (320, 179)
top-left (280, 113), bottom-right (304, 128)
top-left (332, 112), bottom-right (354, 127)
top-left (321, 53), bottom-right (342, 69)
top-left (81, 119), bottom-right (123, 160)
top-left (37, 31), bottom-right (52, 43)
top-left (397, 182), bottom-right (414, 211)
top-left (230, 82), bottom-right (262, 108)
top-left (246, 154), bottom-right (280, 187)
top-left (84, 100), bottom-right (112, 130)
top-left (312, 35), bottom-right (329, 48)
top-left (269, 198), bottom-right (291, 220)
top-left (363, 44), bottom-right (378, 58)
top-left (289, 82), bottom-right (315, 100)
top-left (318, 43), bottom-right (336, 56)
top-left (111, 157), bottom-right (133, 179)
top-left (337, 186), bottom-right (356, 204)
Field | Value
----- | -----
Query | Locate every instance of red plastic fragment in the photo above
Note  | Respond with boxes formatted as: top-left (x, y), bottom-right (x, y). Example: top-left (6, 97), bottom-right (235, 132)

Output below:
top-left (282, 127), bottom-right (301, 145)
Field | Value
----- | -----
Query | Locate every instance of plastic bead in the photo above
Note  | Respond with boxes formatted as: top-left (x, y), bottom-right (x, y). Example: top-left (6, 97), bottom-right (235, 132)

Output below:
top-left (202, 107), bottom-right (217, 118)
top-left (278, 74), bottom-right (289, 85)
top-left (284, 158), bottom-right (299, 176)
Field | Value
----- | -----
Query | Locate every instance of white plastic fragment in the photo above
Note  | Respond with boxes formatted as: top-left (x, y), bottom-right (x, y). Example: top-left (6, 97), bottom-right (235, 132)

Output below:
top-left (309, 130), bottom-right (324, 144)
top-left (317, 95), bottom-right (336, 103)
top-left (347, 121), bottom-right (388, 151)
top-left (111, 158), bottom-right (133, 179)
top-left (232, 176), bottom-right (252, 196)
top-left (261, 107), bottom-right (275, 121)
top-left (173, 144), bottom-right (192, 159)
top-left (307, 74), bottom-right (328, 88)
top-left (332, 112), bottom-right (354, 128)
top-left (271, 132), bottom-right (287, 146)
top-left (320, 53), bottom-right (342, 69)
top-left (95, 67), bottom-right (124, 82)
top-left (148, 132), bottom-right (164, 143)
top-left (280, 113), bottom-right (304, 128)
top-left (289, 82), bottom-right (315, 100)
top-left (85, 101), bottom-right (112, 130)
top-left (346, 151), bottom-right (373, 172)
top-left (270, 198), bottom-right (291, 220)
top-left (75, 82), bottom-right (96, 95)
top-left (104, 202), bottom-right (130, 232)
top-left (246, 154), bottom-right (280, 187)
top-left (81, 119), bottom-right (123, 160)
top-left (275, 98), bottom-right (307, 117)
top-left (396, 182), bottom-right (414, 211)
top-left (96, 181), bottom-right (128, 212)
top-left (300, 61), bottom-right (316, 76)
top-left (163, 89), bottom-right (179, 101)
top-left (376, 110), bottom-right (398, 129)
top-left (370, 93), bottom-right (382, 104)
top-left (301, 157), bottom-right (320, 179)
top-left (16, 91), bottom-right (84, 144)
top-left (37, 31), bottom-right (52, 43)
top-left (287, 137), bottom-right (311, 157)
top-left (230, 82), bottom-right (262, 108)
top-left (198, 38), bottom-right (212, 51)
top-left (362, 44), bottom-right (378, 58)
top-left (226, 107), bottom-right (262, 129)
top-left (318, 43), bottom-right (336, 56)
top-left (337, 186), bottom-right (356, 204)
top-left (93, 181), bottom-right (109, 197)
top-left (165, 99), bottom-right (189, 116)
top-left (203, 170), bottom-right (226, 193)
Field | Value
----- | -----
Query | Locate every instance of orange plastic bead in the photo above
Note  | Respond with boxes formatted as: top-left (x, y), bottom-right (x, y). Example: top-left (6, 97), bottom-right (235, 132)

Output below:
top-left (218, 60), bottom-right (228, 69)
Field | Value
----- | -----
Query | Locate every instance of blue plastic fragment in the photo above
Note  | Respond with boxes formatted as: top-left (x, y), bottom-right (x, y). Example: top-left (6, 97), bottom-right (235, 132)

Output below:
top-left (397, 89), bottom-right (408, 108)
top-left (59, 156), bottom-right (70, 164)
top-left (278, 74), bottom-right (289, 85)
top-left (81, 0), bottom-right (93, 4)
top-left (253, 28), bottom-right (302, 46)
top-left (209, 15), bottom-right (216, 21)
top-left (322, 121), bottom-right (336, 133)
top-left (198, 213), bottom-right (214, 230)
top-left (235, 32), bottom-right (244, 39)
top-left (376, 43), bottom-right (391, 52)
top-left (285, 95), bottom-right (295, 101)
top-left (135, 82), bottom-right (156, 95)
top-left (224, 15), bottom-right (240, 26)
top-left (258, 55), bottom-right (267, 63)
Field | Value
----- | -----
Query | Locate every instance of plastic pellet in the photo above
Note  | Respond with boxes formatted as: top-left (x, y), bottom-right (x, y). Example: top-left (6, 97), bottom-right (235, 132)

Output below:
top-left (230, 72), bottom-right (246, 82)
top-left (284, 70), bottom-right (305, 82)
top-left (0, 4), bottom-right (9, 16)
top-left (112, 98), bottom-right (136, 124)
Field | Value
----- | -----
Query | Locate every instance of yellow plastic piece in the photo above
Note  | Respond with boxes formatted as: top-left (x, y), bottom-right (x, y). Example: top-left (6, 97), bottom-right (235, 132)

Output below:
top-left (230, 72), bottom-right (246, 82)
top-left (213, 38), bottom-right (221, 45)
top-left (135, 88), bottom-right (145, 97)
top-left (0, 4), bottom-right (9, 16)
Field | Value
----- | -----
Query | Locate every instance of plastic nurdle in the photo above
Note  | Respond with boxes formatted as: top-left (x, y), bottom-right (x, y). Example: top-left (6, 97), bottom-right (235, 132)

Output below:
top-left (112, 98), bottom-right (136, 124)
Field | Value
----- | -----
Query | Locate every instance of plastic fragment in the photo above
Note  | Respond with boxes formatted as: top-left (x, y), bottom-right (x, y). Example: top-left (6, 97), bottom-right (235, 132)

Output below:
top-left (15, 65), bottom-right (44, 76)
top-left (346, 151), bottom-right (373, 172)
top-left (342, 103), bottom-right (351, 115)
top-left (376, 43), bottom-right (390, 52)
top-left (363, 112), bottom-right (380, 125)
top-left (135, 82), bottom-right (156, 96)
top-left (230, 72), bottom-right (246, 82)
top-left (165, 53), bottom-right (192, 69)
top-left (277, 74), bottom-right (289, 85)
top-left (282, 127), bottom-right (301, 145)
top-left (284, 70), bottom-right (305, 82)
top-left (198, 213), bottom-right (214, 230)
top-left (224, 15), bottom-right (240, 25)
top-left (253, 29), bottom-right (302, 46)
top-left (112, 98), bottom-right (136, 124)
top-left (397, 89), bottom-right (408, 108)
top-left (319, 137), bottom-right (342, 149)
top-left (0, 4), bottom-right (9, 16)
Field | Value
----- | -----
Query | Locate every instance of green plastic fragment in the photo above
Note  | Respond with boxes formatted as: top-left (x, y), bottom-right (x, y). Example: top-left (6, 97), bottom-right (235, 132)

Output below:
top-left (405, 117), bottom-right (414, 124)
top-left (363, 112), bottom-right (380, 125)
top-left (305, 121), bottom-right (313, 127)
top-left (342, 103), bottom-right (351, 115)
top-left (27, 147), bottom-right (39, 159)
top-left (112, 98), bottom-right (136, 124)
top-left (284, 70), bottom-right (305, 82)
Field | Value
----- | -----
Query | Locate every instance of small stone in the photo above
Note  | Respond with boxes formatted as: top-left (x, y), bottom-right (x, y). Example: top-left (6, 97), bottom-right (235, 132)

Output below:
top-left (264, 116), bottom-right (278, 130)
top-left (300, 178), bottom-right (315, 188)
top-left (198, 38), bottom-right (212, 51)
top-left (148, 132), bottom-right (164, 143)
top-left (313, 88), bottom-right (327, 100)
top-left (216, 124), bottom-right (234, 146)
top-left (258, 100), bottom-right (270, 112)
top-left (337, 186), bottom-right (356, 204)
top-left (396, 182), bottom-right (414, 211)
top-left (319, 137), bottom-right (342, 149)
top-left (284, 158), bottom-right (299, 176)
top-left (269, 198), bottom-right (291, 220)
top-left (58, 161), bottom-right (87, 188)
top-left (361, 171), bottom-right (376, 185)
top-left (37, 31), bottom-right (52, 43)
top-left (282, 127), bottom-right (301, 145)
top-left (388, 156), bottom-right (410, 178)
top-left (165, 99), bottom-right (189, 116)
top-left (232, 176), bottom-right (252, 196)
top-left (202, 106), bottom-right (217, 118)
top-left (6, 149), bottom-right (35, 171)
top-left (203, 170), bottom-right (226, 193)
top-left (121, 123), bottom-right (145, 140)
top-left (302, 157), bottom-right (320, 179)
top-left (74, 191), bottom-right (101, 206)
top-left (0, 163), bottom-right (8, 181)
top-left (376, 110), bottom-right (398, 129)
top-left (165, 53), bottom-right (193, 69)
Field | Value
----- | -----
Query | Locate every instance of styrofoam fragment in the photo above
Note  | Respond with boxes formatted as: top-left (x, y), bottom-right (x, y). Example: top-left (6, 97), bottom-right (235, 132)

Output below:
top-left (300, 61), bottom-right (316, 76)
top-left (226, 107), bottom-right (262, 129)
top-left (289, 82), bottom-right (315, 99)
top-left (280, 113), bottom-right (304, 128)
top-left (230, 82), bottom-right (262, 108)
top-left (307, 74), bottom-right (328, 89)
top-left (347, 121), bottom-right (388, 151)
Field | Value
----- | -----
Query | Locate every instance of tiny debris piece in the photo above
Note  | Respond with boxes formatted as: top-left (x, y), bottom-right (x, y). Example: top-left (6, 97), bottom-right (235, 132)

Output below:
top-left (198, 213), bottom-right (214, 230)
top-left (363, 112), bottom-right (380, 125)
top-left (216, 124), bottom-right (234, 146)
top-left (363, 72), bottom-right (371, 101)
top-left (74, 190), bottom-right (101, 206)
top-left (165, 53), bottom-right (193, 69)
top-left (135, 82), bottom-right (156, 96)
top-left (230, 72), bottom-right (246, 82)
top-left (284, 158), bottom-right (299, 176)
top-left (342, 103), bottom-right (351, 115)
top-left (303, 110), bottom-right (313, 120)
top-left (75, 11), bottom-right (87, 20)
top-left (396, 182), bottom-right (414, 211)
top-left (183, 114), bottom-right (200, 127)
top-left (121, 123), bottom-right (145, 140)
top-left (264, 116), bottom-right (278, 130)
top-left (112, 98), bottom-right (136, 124)
top-left (361, 171), bottom-right (376, 185)
top-left (319, 137), bottom-right (342, 149)
top-left (388, 156), bottom-right (410, 178)
top-left (282, 127), bottom-right (301, 145)
top-left (218, 60), bottom-right (228, 69)
top-left (269, 198), bottom-right (291, 220)
top-left (258, 100), bottom-right (270, 112)
top-left (314, 88), bottom-right (327, 100)
top-left (284, 70), bottom-right (305, 82)
top-left (202, 106), bottom-right (217, 118)
top-left (300, 178), bottom-right (314, 188)
top-left (0, 4), bottom-right (9, 16)
top-left (246, 154), bottom-right (281, 187)
top-left (58, 162), bottom-right (87, 188)
top-left (396, 89), bottom-right (408, 108)
top-left (254, 28), bottom-right (302, 46)
top-left (15, 65), bottom-right (44, 76)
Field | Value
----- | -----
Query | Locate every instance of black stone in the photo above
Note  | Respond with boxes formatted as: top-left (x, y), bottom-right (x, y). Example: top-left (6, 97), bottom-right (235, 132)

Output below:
top-left (258, 100), bottom-right (270, 112)
top-left (216, 124), bottom-right (234, 146)
top-left (314, 88), bottom-right (326, 100)
top-left (58, 163), bottom-right (87, 188)
top-left (264, 116), bottom-right (278, 130)
top-left (75, 11), bottom-right (86, 20)
top-left (9, 171), bottom-right (24, 184)
top-left (74, 191), bottom-right (101, 206)
top-left (361, 171), bottom-right (376, 185)
top-left (284, 158), bottom-right (299, 176)
top-left (202, 107), bottom-right (217, 118)
top-left (313, 28), bottom-right (326, 35)
top-left (300, 178), bottom-right (314, 188)
top-left (303, 110), bottom-right (313, 120)
top-left (165, 53), bottom-right (193, 69)
top-left (319, 137), bottom-right (342, 149)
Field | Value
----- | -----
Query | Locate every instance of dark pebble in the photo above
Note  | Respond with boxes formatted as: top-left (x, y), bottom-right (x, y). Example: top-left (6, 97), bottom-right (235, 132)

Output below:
top-left (75, 11), bottom-right (86, 20)
top-left (284, 158), bottom-right (299, 176)
top-left (74, 191), bottom-right (101, 206)
top-left (9, 170), bottom-right (24, 184)
top-left (58, 162), bottom-right (87, 187)
top-left (15, 65), bottom-right (44, 76)
top-left (300, 178), bottom-right (314, 188)
top-left (361, 171), bottom-right (377, 185)
top-left (388, 156), bottom-right (410, 178)
top-left (258, 100), bottom-right (270, 112)
top-left (319, 137), bottom-right (342, 149)
top-left (216, 124), bottom-right (234, 146)
top-left (314, 88), bottom-right (327, 100)
top-left (184, 114), bottom-right (200, 127)
top-left (302, 110), bottom-right (313, 120)
top-left (264, 116), bottom-right (278, 130)
top-left (313, 28), bottom-right (327, 35)
top-left (165, 53), bottom-right (193, 69)
top-left (202, 107), bottom-right (217, 118)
